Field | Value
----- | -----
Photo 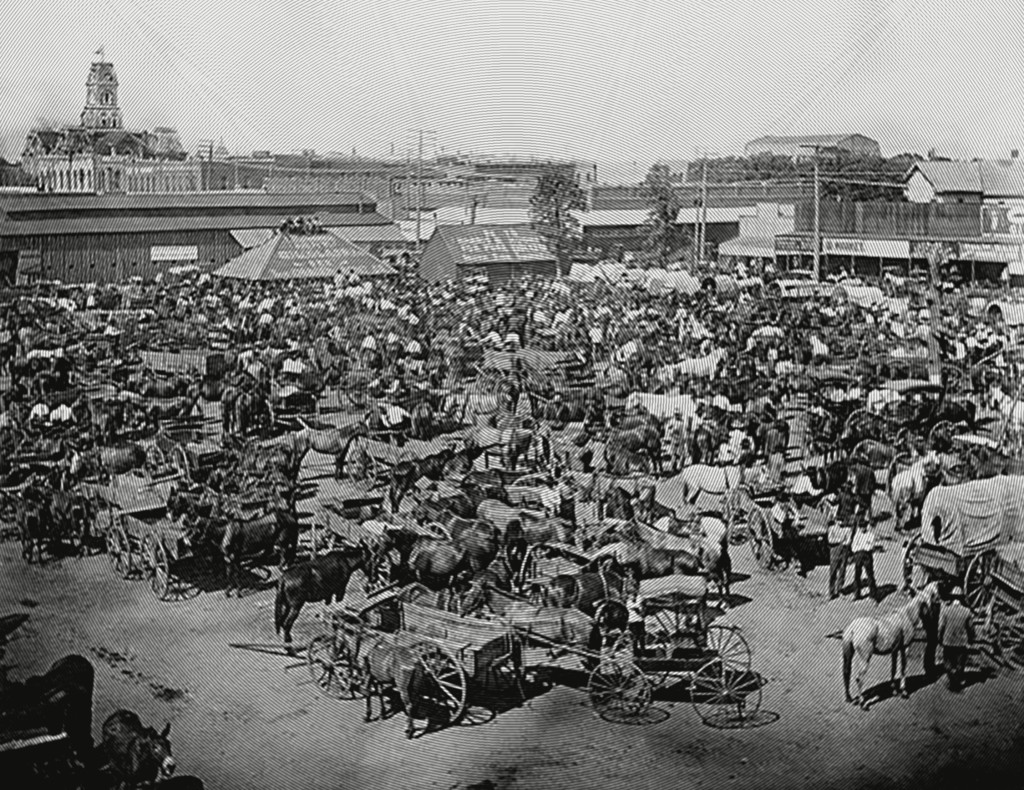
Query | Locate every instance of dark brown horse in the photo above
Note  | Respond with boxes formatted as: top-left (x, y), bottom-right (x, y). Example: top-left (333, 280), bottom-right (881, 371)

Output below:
top-left (375, 527), bottom-right (474, 593)
top-left (274, 546), bottom-right (367, 651)
top-left (100, 709), bottom-right (176, 787)
top-left (219, 506), bottom-right (301, 597)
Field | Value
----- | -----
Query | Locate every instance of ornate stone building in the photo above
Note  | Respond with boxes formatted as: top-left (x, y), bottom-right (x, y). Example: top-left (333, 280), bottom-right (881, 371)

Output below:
top-left (21, 54), bottom-right (200, 194)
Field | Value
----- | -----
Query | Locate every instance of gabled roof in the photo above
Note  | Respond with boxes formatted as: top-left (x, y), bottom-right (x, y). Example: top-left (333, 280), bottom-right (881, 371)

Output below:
top-left (213, 232), bottom-right (395, 280)
top-left (908, 161), bottom-right (983, 194)
top-left (907, 159), bottom-right (1024, 198)
top-left (430, 224), bottom-right (555, 266)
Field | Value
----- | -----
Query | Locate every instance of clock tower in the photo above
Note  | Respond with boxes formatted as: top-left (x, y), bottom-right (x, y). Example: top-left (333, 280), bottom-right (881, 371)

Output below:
top-left (80, 50), bottom-right (123, 130)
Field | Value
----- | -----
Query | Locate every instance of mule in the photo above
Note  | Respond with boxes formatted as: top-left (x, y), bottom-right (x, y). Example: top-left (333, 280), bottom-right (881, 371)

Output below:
top-left (290, 418), bottom-right (369, 477)
top-left (841, 582), bottom-right (940, 709)
top-left (274, 547), bottom-right (367, 652)
top-left (100, 709), bottom-right (176, 787)
top-left (376, 527), bottom-right (474, 594)
top-left (887, 454), bottom-right (945, 530)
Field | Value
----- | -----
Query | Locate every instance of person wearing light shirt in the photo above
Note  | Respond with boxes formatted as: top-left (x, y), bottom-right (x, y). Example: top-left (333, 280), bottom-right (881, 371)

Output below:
top-left (827, 504), bottom-right (853, 600)
top-left (850, 523), bottom-right (880, 602)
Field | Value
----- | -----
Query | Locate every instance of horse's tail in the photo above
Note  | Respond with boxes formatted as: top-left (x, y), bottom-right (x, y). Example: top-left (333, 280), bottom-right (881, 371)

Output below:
top-left (841, 631), bottom-right (854, 701)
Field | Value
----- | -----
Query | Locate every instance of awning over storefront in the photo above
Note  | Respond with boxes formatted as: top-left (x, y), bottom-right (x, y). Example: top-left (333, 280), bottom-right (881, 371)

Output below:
top-left (718, 236), bottom-right (776, 258)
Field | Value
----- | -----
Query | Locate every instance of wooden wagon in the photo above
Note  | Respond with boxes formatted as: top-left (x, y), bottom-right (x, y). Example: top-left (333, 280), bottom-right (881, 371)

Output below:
top-left (748, 499), bottom-right (830, 573)
top-left (903, 475), bottom-right (1024, 615)
top-left (305, 583), bottom-right (522, 738)
top-left (979, 542), bottom-right (1024, 668)
top-left (91, 470), bottom-right (186, 600)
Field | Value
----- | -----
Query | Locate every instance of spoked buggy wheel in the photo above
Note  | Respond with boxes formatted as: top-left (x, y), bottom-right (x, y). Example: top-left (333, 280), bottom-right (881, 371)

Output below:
top-left (307, 634), bottom-right (362, 699)
top-left (690, 657), bottom-right (763, 729)
top-left (587, 656), bottom-right (653, 722)
top-left (109, 519), bottom-right (133, 579)
top-left (705, 625), bottom-right (752, 674)
top-left (145, 536), bottom-right (172, 601)
top-left (964, 550), bottom-right (996, 613)
top-left (411, 642), bottom-right (468, 733)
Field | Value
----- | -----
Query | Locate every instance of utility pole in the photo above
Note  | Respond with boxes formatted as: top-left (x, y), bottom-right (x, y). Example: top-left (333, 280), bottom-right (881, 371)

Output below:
top-left (799, 144), bottom-right (823, 281)
top-left (698, 157), bottom-right (709, 267)
top-left (408, 129), bottom-right (437, 250)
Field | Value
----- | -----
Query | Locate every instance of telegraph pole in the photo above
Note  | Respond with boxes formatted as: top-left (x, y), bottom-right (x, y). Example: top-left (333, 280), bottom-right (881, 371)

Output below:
top-left (408, 129), bottom-right (437, 250)
top-left (799, 144), bottom-right (823, 281)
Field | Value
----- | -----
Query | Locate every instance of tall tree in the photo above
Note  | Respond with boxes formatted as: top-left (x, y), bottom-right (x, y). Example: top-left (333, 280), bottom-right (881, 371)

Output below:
top-left (641, 163), bottom-right (687, 267)
top-left (530, 165), bottom-right (586, 275)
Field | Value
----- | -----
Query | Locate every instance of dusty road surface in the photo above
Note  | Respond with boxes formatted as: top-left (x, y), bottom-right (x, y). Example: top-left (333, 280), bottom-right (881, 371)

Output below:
top-left (3, 516), bottom-right (1023, 790)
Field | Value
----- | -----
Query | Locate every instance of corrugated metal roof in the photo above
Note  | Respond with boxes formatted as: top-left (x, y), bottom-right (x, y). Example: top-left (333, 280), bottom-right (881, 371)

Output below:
top-left (910, 161), bottom-right (983, 194)
top-left (230, 229), bottom-right (274, 249)
top-left (213, 232), bottom-right (395, 280)
top-left (718, 236), bottom-right (776, 257)
top-left (0, 212), bottom-right (393, 237)
top-left (432, 224), bottom-right (555, 266)
top-left (0, 191), bottom-right (371, 214)
top-left (979, 161), bottom-right (1024, 197)
top-left (327, 224), bottom-right (406, 243)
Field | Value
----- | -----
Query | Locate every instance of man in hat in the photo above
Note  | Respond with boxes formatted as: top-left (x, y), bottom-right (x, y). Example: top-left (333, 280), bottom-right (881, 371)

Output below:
top-left (826, 493), bottom-right (854, 600)
top-left (938, 586), bottom-right (975, 691)
top-left (850, 520), bottom-right (880, 602)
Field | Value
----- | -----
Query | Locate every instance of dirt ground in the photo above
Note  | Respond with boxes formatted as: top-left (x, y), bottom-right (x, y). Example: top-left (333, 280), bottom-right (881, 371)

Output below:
top-left (3, 397), bottom-right (1024, 789)
top-left (3, 515), bottom-right (1024, 790)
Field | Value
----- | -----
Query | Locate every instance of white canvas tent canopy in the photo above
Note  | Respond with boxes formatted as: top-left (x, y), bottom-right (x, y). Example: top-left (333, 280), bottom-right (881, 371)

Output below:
top-left (919, 475), bottom-right (1024, 556)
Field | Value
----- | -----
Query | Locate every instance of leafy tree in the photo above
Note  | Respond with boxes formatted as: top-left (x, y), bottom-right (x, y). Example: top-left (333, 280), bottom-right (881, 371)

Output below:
top-left (530, 165), bottom-right (586, 275)
top-left (641, 163), bottom-right (688, 267)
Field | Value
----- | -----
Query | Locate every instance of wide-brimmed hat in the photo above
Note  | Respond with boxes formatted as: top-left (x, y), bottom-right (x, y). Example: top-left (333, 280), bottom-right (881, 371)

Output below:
top-left (950, 586), bottom-right (964, 599)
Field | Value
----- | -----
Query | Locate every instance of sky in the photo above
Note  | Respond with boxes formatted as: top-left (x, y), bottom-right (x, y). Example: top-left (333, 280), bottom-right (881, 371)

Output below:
top-left (1, 0), bottom-right (1020, 169)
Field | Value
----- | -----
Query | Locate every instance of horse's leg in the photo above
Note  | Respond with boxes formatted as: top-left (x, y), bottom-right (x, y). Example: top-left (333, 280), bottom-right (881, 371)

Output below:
top-left (899, 645), bottom-right (909, 698)
top-left (856, 653), bottom-right (870, 710)
top-left (364, 660), bottom-right (375, 722)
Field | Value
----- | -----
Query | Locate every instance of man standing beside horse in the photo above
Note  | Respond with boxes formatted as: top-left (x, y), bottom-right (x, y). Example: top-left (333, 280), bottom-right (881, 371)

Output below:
top-left (826, 497), bottom-right (853, 600)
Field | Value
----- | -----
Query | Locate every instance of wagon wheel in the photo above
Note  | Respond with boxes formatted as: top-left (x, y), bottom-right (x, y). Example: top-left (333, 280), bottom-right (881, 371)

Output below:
top-left (964, 550), bottom-right (997, 613)
top-left (307, 634), bottom-right (362, 699)
top-left (705, 624), bottom-right (753, 674)
top-left (690, 656), bottom-right (763, 729)
top-left (146, 535), bottom-right (172, 601)
top-left (587, 655), bottom-right (653, 722)
top-left (411, 642), bottom-right (468, 732)
top-left (901, 534), bottom-right (927, 594)
top-left (993, 604), bottom-right (1024, 669)
top-left (748, 515), bottom-right (777, 571)
top-left (110, 518), bottom-right (134, 579)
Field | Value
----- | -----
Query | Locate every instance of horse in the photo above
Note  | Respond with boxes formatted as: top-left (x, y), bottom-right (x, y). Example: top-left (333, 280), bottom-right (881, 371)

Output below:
top-left (375, 527), bottom-right (474, 594)
top-left (100, 709), bottom-right (176, 788)
top-left (290, 418), bottom-right (369, 478)
top-left (49, 488), bottom-right (93, 555)
top-left (219, 506), bottom-right (301, 597)
top-left (387, 446), bottom-right (459, 513)
top-left (540, 566), bottom-right (632, 647)
top-left (274, 546), bottom-right (367, 652)
top-left (806, 458), bottom-right (876, 517)
top-left (474, 500), bottom-right (573, 544)
top-left (841, 582), bottom-right (941, 709)
top-left (887, 453), bottom-right (945, 530)
top-left (460, 551), bottom-right (522, 616)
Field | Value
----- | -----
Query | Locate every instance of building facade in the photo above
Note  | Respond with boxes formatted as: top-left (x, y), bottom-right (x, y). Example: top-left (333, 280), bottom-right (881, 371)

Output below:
top-left (21, 55), bottom-right (197, 194)
top-left (0, 192), bottom-right (396, 285)
top-left (744, 133), bottom-right (881, 161)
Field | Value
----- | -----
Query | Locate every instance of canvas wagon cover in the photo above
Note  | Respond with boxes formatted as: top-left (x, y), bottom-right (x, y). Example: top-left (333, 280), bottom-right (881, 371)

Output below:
top-left (919, 475), bottom-right (1024, 556)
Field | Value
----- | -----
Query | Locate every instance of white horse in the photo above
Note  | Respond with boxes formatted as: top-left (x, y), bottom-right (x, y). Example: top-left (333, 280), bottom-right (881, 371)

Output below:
top-left (841, 582), bottom-right (940, 710)
top-left (887, 452), bottom-right (943, 529)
